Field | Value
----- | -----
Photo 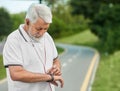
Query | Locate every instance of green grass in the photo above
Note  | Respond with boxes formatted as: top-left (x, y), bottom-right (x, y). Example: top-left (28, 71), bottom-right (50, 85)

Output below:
top-left (56, 29), bottom-right (99, 46)
top-left (0, 55), bottom-right (6, 80)
top-left (92, 52), bottom-right (120, 91)
top-left (56, 30), bottom-right (120, 91)
top-left (57, 47), bottom-right (64, 54)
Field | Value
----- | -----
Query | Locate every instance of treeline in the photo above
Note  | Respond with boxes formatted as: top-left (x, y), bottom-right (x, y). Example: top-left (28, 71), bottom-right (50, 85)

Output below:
top-left (70, 0), bottom-right (120, 54)
top-left (0, 8), bottom-right (25, 40)
top-left (0, 4), bottom-right (89, 40)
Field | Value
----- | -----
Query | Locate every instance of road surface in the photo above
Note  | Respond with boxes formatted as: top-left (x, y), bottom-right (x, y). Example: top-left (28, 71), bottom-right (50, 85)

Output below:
top-left (55, 44), bottom-right (99, 91)
top-left (0, 43), bottom-right (99, 91)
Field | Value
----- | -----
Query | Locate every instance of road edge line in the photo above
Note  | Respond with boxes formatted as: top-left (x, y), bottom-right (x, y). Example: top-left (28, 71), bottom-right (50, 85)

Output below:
top-left (80, 52), bottom-right (99, 91)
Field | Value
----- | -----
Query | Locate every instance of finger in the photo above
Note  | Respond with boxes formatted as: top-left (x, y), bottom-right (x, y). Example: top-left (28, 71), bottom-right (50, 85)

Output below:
top-left (54, 71), bottom-right (62, 76)
top-left (53, 67), bottom-right (61, 74)
top-left (47, 67), bottom-right (54, 74)
top-left (51, 81), bottom-right (58, 87)
top-left (59, 78), bottom-right (64, 88)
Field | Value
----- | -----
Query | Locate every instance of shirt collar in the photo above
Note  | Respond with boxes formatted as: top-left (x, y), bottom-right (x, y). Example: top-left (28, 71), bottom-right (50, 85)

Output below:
top-left (19, 24), bottom-right (44, 43)
top-left (19, 24), bottom-right (31, 42)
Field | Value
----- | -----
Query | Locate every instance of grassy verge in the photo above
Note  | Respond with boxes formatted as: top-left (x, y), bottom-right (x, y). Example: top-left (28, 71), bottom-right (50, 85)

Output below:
top-left (92, 52), bottom-right (120, 91)
top-left (57, 47), bottom-right (64, 54)
top-left (56, 29), bottom-right (98, 45)
top-left (0, 55), bottom-right (6, 80)
top-left (56, 30), bottom-right (120, 91)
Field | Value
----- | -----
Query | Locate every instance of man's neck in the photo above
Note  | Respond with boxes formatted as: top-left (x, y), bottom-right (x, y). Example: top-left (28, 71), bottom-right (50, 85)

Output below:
top-left (23, 24), bottom-right (28, 33)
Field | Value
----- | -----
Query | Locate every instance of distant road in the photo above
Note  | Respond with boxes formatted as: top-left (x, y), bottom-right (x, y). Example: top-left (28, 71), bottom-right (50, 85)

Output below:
top-left (55, 43), bottom-right (99, 91)
top-left (0, 43), bottom-right (99, 91)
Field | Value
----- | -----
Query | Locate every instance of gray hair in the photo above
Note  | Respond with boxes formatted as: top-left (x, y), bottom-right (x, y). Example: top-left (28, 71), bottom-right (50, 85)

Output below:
top-left (26, 3), bottom-right (52, 23)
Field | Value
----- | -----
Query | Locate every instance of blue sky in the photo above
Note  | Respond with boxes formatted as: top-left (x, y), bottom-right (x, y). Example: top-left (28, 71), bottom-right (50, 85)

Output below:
top-left (0, 0), bottom-right (40, 14)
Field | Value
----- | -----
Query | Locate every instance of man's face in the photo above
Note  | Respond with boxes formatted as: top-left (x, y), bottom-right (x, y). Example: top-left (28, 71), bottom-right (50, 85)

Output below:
top-left (28, 18), bottom-right (50, 39)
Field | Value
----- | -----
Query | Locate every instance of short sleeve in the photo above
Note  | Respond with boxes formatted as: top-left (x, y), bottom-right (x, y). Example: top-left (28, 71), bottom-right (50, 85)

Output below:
top-left (45, 33), bottom-right (58, 60)
top-left (52, 42), bottom-right (58, 60)
top-left (3, 36), bottom-right (23, 68)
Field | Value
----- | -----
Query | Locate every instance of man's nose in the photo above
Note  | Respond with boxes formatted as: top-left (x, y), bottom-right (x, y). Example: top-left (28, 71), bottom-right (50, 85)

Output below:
top-left (38, 29), bottom-right (46, 35)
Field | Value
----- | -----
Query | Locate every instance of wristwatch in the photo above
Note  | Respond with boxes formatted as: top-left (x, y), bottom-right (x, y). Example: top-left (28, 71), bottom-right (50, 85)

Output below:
top-left (47, 74), bottom-right (54, 82)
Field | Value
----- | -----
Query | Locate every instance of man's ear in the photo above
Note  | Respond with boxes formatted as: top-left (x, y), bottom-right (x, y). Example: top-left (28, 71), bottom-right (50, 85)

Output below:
top-left (25, 19), bottom-right (30, 26)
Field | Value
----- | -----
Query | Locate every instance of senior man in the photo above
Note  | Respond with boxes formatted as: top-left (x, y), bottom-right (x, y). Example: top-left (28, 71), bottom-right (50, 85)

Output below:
top-left (3, 3), bottom-right (64, 91)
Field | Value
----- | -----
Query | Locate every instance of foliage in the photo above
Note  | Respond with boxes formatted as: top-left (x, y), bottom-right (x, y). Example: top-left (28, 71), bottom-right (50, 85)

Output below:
top-left (0, 2), bottom-right (88, 40)
top-left (11, 12), bottom-right (25, 30)
top-left (70, 0), bottom-right (120, 53)
top-left (48, 16), bottom-right (66, 38)
top-left (90, 4), bottom-right (120, 53)
top-left (70, 0), bottom-right (120, 19)
top-left (57, 47), bottom-right (64, 54)
top-left (0, 8), bottom-right (13, 40)
top-left (48, 4), bottom-right (89, 38)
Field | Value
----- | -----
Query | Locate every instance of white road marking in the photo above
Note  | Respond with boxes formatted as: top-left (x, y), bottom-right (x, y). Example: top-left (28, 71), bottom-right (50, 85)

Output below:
top-left (73, 55), bottom-right (77, 58)
top-left (80, 52), bottom-right (99, 91)
top-left (62, 62), bottom-right (67, 67)
top-left (68, 59), bottom-right (72, 63)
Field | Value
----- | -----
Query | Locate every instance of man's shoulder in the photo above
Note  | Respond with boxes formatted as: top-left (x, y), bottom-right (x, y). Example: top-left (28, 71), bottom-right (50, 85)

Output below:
top-left (6, 29), bottom-right (20, 42)
top-left (7, 29), bottom-right (19, 39)
top-left (44, 32), bottom-right (55, 43)
top-left (45, 32), bottom-right (53, 39)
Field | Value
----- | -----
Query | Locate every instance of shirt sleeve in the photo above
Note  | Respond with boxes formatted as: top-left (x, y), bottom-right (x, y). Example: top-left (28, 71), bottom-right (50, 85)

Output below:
top-left (3, 36), bottom-right (23, 68)
top-left (46, 32), bottom-right (58, 60)
top-left (52, 41), bottom-right (58, 60)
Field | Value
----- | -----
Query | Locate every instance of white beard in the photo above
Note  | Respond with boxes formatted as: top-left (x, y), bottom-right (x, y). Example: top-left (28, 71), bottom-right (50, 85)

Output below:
top-left (28, 30), bottom-right (41, 42)
top-left (30, 35), bottom-right (40, 42)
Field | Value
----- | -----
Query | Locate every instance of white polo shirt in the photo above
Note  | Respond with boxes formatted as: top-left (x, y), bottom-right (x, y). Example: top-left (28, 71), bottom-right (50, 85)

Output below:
top-left (3, 24), bottom-right (58, 91)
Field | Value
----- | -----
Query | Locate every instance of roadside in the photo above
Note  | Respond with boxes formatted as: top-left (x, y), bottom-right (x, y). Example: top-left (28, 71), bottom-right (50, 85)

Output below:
top-left (56, 30), bottom-right (120, 91)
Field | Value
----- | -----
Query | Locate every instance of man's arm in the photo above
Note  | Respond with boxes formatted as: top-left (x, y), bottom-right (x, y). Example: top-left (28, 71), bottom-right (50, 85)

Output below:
top-left (53, 58), bottom-right (61, 70)
top-left (9, 66), bottom-right (64, 87)
top-left (8, 66), bottom-right (63, 84)
top-left (48, 58), bottom-right (62, 76)
top-left (9, 66), bottom-right (52, 82)
top-left (47, 58), bottom-right (64, 87)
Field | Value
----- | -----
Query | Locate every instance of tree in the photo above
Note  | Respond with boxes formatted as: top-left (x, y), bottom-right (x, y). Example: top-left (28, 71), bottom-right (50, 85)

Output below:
top-left (70, 0), bottom-right (120, 53)
top-left (90, 4), bottom-right (120, 53)
top-left (70, 0), bottom-right (120, 19)
top-left (0, 8), bottom-right (13, 40)
top-left (11, 12), bottom-right (25, 30)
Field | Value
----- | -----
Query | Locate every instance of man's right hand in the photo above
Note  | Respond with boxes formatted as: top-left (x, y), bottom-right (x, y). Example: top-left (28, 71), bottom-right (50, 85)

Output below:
top-left (52, 75), bottom-right (64, 88)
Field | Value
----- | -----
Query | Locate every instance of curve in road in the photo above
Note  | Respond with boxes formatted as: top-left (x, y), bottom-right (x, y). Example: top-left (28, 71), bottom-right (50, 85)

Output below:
top-left (55, 43), bottom-right (99, 91)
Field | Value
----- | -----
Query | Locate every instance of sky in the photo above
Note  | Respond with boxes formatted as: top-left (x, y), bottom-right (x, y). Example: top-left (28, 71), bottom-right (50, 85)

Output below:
top-left (0, 0), bottom-right (40, 14)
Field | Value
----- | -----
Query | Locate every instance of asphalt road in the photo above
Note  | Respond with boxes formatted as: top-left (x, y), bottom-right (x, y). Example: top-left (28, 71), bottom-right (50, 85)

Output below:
top-left (0, 43), bottom-right (99, 91)
top-left (55, 44), bottom-right (99, 91)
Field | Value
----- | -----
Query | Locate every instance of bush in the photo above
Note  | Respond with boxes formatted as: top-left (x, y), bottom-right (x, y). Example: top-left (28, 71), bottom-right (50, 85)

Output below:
top-left (11, 12), bottom-right (25, 30)
top-left (0, 8), bottom-right (13, 40)
top-left (90, 4), bottom-right (120, 53)
top-left (48, 4), bottom-right (89, 38)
